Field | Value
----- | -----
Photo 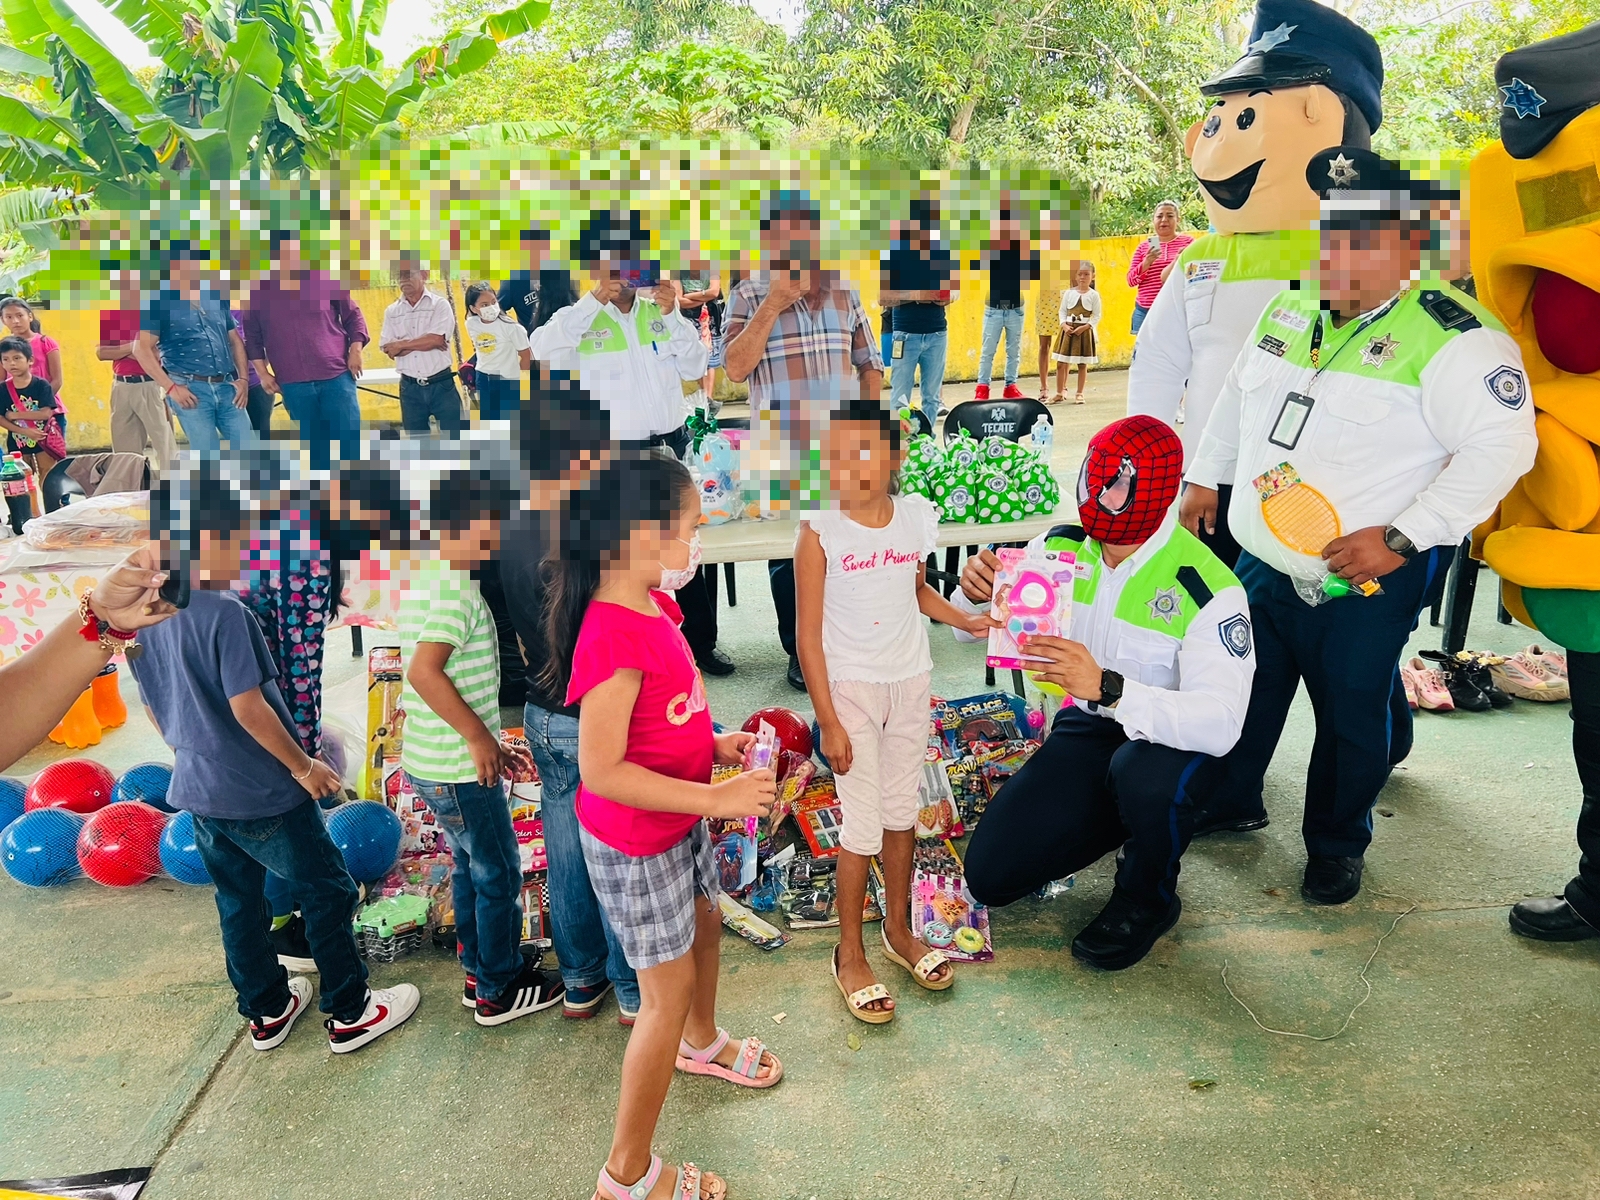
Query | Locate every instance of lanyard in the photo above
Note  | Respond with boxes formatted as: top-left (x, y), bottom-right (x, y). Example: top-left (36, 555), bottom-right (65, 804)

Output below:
top-left (1307, 294), bottom-right (1401, 379)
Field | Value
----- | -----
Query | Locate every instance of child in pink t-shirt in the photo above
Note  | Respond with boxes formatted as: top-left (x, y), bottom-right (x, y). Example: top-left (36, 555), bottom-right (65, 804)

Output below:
top-left (0, 297), bottom-right (64, 437)
top-left (542, 450), bottom-right (782, 1200)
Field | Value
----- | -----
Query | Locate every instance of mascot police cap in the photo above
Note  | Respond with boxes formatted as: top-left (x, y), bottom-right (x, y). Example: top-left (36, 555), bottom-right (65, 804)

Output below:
top-left (1203, 0), bottom-right (1384, 135)
top-left (1495, 20), bottom-right (1600, 160)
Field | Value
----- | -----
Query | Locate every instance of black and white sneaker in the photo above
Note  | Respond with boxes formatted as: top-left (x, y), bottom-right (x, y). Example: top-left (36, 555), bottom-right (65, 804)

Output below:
top-left (251, 977), bottom-right (313, 1051)
top-left (270, 914), bottom-right (318, 972)
top-left (463, 945), bottom-right (545, 1008)
top-left (325, 984), bottom-right (421, 1054)
top-left (474, 962), bottom-right (566, 1027)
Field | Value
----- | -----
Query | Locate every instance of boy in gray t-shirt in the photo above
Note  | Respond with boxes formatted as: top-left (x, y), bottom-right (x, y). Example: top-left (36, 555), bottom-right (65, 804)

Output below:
top-left (130, 475), bottom-right (419, 1054)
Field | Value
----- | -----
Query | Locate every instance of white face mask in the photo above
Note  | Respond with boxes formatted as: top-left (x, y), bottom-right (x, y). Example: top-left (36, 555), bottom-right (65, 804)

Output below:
top-left (477, 304), bottom-right (500, 321)
top-left (659, 531), bottom-right (702, 592)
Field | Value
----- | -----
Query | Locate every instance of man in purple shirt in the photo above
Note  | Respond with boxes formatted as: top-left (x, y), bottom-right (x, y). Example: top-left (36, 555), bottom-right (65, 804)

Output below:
top-left (243, 231), bottom-right (370, 469)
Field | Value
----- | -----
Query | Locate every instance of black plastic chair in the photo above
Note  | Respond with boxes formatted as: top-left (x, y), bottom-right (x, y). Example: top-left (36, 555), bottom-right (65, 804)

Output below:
top-left (41, 458), bottom-right (85, 513)
top-left (906, 406), bottom-right (934, 439)
top-left (942, 398), bottom-right (1052, 447)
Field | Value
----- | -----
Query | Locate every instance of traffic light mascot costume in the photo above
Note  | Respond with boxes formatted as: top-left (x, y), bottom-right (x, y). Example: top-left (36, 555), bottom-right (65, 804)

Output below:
top-left (1468, 22), bottom-right (1600, 944)
top-left (1128, 0), bottom-right (1383, 570)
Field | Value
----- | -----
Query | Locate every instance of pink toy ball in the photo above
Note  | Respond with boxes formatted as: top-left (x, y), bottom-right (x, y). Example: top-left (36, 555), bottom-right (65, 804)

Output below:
top-left (1027, 708), bottom-right (1046, 731)
top-left (76, 801), bottom-right (167, 887)
top-left (25, 759), bottom-right (117, 815)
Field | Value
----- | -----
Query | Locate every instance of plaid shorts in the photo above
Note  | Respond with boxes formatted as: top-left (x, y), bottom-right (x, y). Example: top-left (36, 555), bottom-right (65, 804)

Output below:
top-left (579, 821), bottom-right (719, 970)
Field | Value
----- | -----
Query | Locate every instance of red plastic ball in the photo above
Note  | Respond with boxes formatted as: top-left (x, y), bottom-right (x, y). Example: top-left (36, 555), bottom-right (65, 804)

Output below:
top-left (741, 707), bottom-right (813, 759)
top-left (76, 801), bottom-right (167, 887)
top-left (25, 759), bottom-right (117, 815)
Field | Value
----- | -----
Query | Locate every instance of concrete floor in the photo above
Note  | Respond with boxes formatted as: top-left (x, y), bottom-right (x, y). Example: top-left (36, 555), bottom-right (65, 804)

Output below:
top-left (4, 371), bottom-right (1599, 1199)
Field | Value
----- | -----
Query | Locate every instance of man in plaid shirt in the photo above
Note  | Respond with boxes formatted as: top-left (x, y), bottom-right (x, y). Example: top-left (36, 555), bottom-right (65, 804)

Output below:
top-left (723, 189), bottom-right (884, 692)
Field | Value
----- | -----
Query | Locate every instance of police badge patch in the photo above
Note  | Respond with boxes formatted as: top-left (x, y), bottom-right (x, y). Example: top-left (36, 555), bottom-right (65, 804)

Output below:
top-left (1484, 365), bottom-right (1527, 408)
top-left (1147, 587), bottom-right (1182, 625)
top-left (1219, 614), bottom-right (1252, 658)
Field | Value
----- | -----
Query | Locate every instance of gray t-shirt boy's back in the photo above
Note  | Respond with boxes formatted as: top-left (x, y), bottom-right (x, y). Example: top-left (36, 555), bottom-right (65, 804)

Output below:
top-left (127, 589), bottom-right (308, 820)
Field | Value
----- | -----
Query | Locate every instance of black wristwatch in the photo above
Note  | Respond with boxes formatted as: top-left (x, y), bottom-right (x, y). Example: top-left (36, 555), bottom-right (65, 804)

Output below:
top-left (1097, 669), bottom-right (1125, 709)
top-left (1382, 525), bottom-right (1417, 559)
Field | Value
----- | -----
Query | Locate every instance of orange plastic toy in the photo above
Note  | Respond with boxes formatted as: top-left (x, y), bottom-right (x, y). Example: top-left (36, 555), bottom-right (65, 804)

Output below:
top-left (49, 687), bottom-right (103, 749)
top-left (91, 663), bottom-right (127, 729)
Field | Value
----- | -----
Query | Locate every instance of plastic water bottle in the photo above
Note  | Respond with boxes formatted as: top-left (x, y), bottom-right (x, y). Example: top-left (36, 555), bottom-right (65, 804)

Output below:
top-left (1031, 416), bottom-right (1054, 458)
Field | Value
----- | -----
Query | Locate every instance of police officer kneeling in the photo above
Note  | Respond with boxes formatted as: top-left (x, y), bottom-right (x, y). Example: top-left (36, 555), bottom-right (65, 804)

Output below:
top-left (957, 416), bottom-right (1255, 970)
top-left (1180, 147), bottom-right (1538, 906)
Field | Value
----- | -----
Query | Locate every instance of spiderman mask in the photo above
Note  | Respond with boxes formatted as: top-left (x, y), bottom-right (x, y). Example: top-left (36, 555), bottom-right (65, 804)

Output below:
top-left (1076, 415), bottom-right (1183, 545)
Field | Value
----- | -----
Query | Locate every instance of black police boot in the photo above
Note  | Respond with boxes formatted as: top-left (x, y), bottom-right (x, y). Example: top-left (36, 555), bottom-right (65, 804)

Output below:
top-left (1509, 895), bottom-right (1600, 942)
top-left (1302, 855), bottom-right (1364, 905)
top-left (786, 653), bottom-right (806, 692)
top-left (1191, 802), bottom-right (1270, 838)
top-left (1070, 890), bottom-right (1182, 971)
top-left (695, 647), bottom-right (736, 677)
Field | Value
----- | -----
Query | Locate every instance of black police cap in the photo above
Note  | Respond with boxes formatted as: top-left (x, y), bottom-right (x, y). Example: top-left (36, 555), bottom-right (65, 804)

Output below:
top-left (1305, 145), bottom-right (1456, 228)
top-left (1496, 21), bottom-right (1600, 160)
top-left (1202, 0), bottom-right (1384, 134)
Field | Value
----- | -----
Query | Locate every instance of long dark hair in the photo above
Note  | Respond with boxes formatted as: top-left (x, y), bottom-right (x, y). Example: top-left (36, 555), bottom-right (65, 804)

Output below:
top-left (539, 450), bottom-right (695, 700)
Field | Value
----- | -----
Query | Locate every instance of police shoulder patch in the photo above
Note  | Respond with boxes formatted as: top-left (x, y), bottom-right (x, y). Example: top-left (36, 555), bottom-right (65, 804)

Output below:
top-left (1485, 365), bottom-right (1527, 409)
top-left (1219, 614), bottom-right (1252, 659)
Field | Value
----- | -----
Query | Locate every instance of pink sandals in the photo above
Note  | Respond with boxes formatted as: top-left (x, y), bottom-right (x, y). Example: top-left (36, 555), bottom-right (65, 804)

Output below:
top-left (675, 1027), bottom-right (783, 1088)
top-left (596, 1155), bottom-right (726, 1200)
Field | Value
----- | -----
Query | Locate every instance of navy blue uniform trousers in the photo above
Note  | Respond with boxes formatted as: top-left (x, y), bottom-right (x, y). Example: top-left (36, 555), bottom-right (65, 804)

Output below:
top-left (1217, 547), bottom-right (1445, 859)
top-left (965, 706), bottom-right (1227, 910)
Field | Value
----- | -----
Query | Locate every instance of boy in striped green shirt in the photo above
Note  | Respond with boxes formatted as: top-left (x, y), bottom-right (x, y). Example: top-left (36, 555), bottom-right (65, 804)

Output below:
top-left (401, 469), bottom-right (565, 1026)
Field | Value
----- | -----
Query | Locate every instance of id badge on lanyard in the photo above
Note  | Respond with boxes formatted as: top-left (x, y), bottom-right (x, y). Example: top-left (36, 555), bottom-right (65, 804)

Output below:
top-left (1269, 392), bottom-right (1314, 449)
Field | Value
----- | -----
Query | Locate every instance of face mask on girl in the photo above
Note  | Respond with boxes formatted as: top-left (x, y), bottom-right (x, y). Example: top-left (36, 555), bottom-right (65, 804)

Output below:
top-left (477, 304), bottom-right (500, 321)
top-left (659, 530), bottom-right (702, 592)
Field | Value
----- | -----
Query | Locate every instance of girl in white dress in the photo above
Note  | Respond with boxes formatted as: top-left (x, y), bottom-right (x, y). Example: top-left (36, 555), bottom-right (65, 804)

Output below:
top-left (1052, 263), bottom-right (1102, 404)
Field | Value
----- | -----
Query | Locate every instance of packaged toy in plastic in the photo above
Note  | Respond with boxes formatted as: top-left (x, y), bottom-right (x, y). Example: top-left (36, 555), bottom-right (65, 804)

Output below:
top-left (987, 543), bottom-right (1076, 670)
top-left (911, 840), bottom-right (993, 963)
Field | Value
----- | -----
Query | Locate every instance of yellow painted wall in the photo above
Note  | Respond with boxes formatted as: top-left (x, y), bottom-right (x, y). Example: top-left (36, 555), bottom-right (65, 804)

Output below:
top-left (50, 236), bottom-right (1148, 449)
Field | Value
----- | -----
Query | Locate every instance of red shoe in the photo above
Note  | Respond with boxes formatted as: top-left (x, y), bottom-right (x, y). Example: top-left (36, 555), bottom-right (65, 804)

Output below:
top-left (1002, 384), bottom-right (1025, 400)
top-left (973, 384), bottom-right (990, 401)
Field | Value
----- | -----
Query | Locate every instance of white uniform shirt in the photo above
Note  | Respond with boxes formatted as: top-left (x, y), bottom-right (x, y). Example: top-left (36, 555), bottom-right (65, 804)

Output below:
top-left (531, 291), bottom-right (708, 442)
top-left (378, 290), bottom-right (455, 380)
top-left (1186, 285), bottom-right (1539, 582)
top-left (954, 510), bottom-right (1254, 758)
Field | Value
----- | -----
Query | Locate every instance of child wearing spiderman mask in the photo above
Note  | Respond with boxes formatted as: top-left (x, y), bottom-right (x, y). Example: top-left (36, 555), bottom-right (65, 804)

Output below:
top-left (950, 415), bottom-right (1257, 971)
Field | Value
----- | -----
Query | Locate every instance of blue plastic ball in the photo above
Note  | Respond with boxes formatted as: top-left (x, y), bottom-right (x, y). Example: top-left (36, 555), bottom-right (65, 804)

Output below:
top-left (112, 762), bottom-right (176, 813)
top-left (2, 808), bottom-right (86, 887)
top-left (159, 811), bottom-right (211, 885)
top-left (0, 777), bottom-right (26, 829)
top-left (325, 801), bottom-right (402, 883)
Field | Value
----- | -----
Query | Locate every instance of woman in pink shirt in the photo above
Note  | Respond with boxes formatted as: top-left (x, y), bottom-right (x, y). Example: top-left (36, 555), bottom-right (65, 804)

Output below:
top-left (1, 297), bottom-right (64, 439)
top-left (542, 450), bottom-right (783, 1200)
top-left (1125, 201), bottom-right (1194, 335)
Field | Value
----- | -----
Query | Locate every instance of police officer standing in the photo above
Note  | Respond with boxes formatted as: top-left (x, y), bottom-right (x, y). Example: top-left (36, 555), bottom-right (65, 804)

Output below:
top-left (957, 416), bottom-right (1255, 970)
top-left (1181, 148), bottom-right (1538, 905)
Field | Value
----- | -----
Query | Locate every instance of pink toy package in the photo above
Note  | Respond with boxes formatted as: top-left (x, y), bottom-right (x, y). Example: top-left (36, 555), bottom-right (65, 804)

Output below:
top-left (985, 544), bottom-right (1076, 670)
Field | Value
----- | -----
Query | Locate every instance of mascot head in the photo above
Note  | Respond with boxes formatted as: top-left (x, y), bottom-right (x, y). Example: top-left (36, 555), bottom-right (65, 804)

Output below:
top-left (1188, 0), bottom-right (1383, 235)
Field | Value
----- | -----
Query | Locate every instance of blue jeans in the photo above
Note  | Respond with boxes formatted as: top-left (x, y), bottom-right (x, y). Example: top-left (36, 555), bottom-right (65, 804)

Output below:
top-left (889, 330), bottom-right (948, 422)
top-left (978, 306), bottom-right (1024, 386)
top-left (523, 702), bottom-right (640, 1009)
top-left (405, 773), bottom-right (526, 1003)
top-left (1131, 303), bottom-right (1150, 334)
top-left (166, 377), bottom-right (254, 454)
top-left (191, 799), bottom-right (368, 1022)
top-left (279, 372), bottom-right (361, 469)
top-left (476, 373), bottom-right (520, 422)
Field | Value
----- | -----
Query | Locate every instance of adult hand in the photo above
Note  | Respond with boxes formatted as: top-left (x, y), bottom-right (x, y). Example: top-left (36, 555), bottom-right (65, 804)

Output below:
top-left (232, 378), bottom-right (249, 409)
top-left (1322, 526), bottom-right (1406, 586)
top-left (167, 384), bottom-right (198, 410)
top-left (467, 731), bottom-right (515, 788)
top-left (817, 721), bottom-right (854, 776)
top-left (88, 543), bottom-right (177, 631)
top-left (1021, 635), bottom-right (1103, 702)
top-left (347, 343), bottom-right (365, 379)
top-left (709, 768), bottom-right (775, 819)
top-left (653, 278), bottom-right (684, 313)
top-left (591, 277), bottom-right (625, 307)
top-left (296, 758), bottom-right (344, 800)
top-left (959, 548), bottom-right (1001, 605)
top-left (714, 729), bottom-right (755, 766)
top-left (260, 372), bottom-right (282, 397)
top-left (1179, 484), bottom-right (1218, 536)
top-left (764, 271), bottom-right (808, 313)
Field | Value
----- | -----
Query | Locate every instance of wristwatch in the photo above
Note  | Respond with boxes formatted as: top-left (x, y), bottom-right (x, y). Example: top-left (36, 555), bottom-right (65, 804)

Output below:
top-left (1382, 525), bottom-right (1417, 559)
top-left (1097, 669), bottom-right (1125, 709)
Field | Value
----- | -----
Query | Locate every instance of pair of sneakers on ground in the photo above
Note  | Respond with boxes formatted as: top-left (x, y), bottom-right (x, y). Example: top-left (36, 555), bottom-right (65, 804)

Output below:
top-left (972, 383), bottom-right (1026, 401)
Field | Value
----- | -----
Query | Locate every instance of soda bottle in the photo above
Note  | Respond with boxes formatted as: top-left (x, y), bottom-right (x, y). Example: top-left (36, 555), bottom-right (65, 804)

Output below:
top-left (2, 452), bottom-right (29, 535)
